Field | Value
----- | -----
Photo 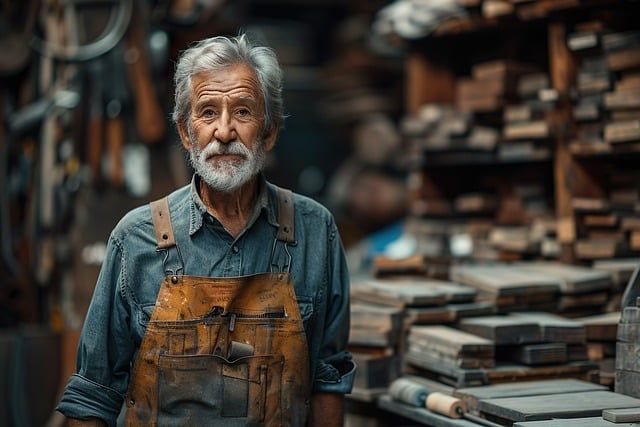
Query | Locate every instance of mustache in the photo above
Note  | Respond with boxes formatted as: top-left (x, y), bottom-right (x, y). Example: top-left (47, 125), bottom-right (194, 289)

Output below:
top-left (199, 140), bottom-right (250, 160)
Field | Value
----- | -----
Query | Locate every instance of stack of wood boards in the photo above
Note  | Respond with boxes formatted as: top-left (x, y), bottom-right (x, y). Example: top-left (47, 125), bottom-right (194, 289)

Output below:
top-left (501, 70), bottom-right (554, 162)
top-left (513, 262), bottom-right (613, 315)
top-left (456, 60), bottom-right (537, 113)
top-left (450, 264), bottom-right (560, 312)
top-left (515, 417), bottom-right (640, 427)
top-left (510, 312), bottom-right (588, 364)
top-left (404, 314), bottom-right (596, 387)
top-left (407, 325), bottom-right (495, 370)
top-left (402, 103), bottom-right (499, 155)
top-left (477, 390), bottom-right (640, 425)
top-left (349, 302), bottom-right (402, 348)
top-left (352, 277), bottom-right (493, 326)
top-left (572, 191), bottom-right (640, 261)
top-left (568, 25), bottom-right (640, 151)
top-left (459, 313), bottom-right (588, 367)
top-left (616, 300), bottom-right (640, 398)
top-left (577, 312), bottom-right (621, 386)
top-left (350, 277), bottom-right (488, 397)
top-left (348, 303), bottom-right (402, 399)
top-left (593, 258), bottom-right (639, 291)
top-left (454, 379), bottom-right (608, 415)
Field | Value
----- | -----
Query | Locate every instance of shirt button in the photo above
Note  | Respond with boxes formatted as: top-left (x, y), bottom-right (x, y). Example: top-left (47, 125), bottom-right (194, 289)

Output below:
top-left (232, 245), bottom-right (240, 254)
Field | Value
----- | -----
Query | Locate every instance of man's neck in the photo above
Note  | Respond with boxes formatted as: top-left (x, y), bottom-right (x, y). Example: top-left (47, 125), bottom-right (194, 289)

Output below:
top-left (198, 176), bottom-right (259, 237)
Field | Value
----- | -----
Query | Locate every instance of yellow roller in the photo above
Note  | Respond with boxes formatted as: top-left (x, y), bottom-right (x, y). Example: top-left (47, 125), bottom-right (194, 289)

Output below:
top-left (426, 392), bottom-right (466, 419)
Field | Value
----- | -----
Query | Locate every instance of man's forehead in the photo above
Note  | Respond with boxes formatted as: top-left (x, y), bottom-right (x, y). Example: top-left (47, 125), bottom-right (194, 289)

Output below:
top-left (191, 64), bottom-right (261, 97)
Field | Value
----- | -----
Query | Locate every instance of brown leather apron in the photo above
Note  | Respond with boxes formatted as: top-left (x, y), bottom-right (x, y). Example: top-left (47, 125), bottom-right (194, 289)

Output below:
top-left (124, 187), bottom-right (310, 426)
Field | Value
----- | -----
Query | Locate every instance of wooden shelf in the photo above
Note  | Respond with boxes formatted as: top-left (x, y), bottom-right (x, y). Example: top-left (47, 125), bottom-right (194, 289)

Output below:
top-left (404, 1), bottom-right (640, 264)
top-left (429, 0), bottom-right (631, 39)
top-left (411, 150), bottom-right (552, 169)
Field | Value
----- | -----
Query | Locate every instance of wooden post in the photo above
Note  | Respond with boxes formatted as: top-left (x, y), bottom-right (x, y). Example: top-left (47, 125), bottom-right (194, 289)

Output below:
top-left (548, 21), bottom-right (603, 263)
top-left (405, 52), bottom-right (455, 114)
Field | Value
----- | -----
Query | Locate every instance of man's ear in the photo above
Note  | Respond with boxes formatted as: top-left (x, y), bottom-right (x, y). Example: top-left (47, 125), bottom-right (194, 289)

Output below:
top-left (177, 121), bottom-right (191, 150)
top-left (263, 124), bottom-right (278, 152)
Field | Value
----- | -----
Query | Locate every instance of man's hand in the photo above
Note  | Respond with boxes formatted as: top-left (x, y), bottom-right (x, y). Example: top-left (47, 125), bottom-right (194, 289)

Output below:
top-left (310, 392), bottom-right (344, 427)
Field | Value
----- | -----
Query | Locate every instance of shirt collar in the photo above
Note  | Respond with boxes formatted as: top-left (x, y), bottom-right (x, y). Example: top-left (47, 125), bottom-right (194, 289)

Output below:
top-left (188, 174), bottom-right (278, 236)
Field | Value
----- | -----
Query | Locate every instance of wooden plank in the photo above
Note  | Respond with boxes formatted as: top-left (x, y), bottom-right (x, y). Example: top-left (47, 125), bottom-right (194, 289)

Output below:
top-left (407, 354), bottom-right (598, 388)
top-left (509, 343), bottom-right (568, 366)
top-left (451, 265), bottom-right (560, 296)
top-left (603, 407), bottom-right (640, 422)
top-left (351, 303), bottom-right (402, 331)
top-left (378, 395), bottom-right (481, 427)
top-left (405, 301), bottom-right (495, 325)
top-left (351, 280), bottom-right (448, 308)
top-left (577, 312), bottom-right (620, 341)
top-left (458, 315), bottom-right (542, 345)
top-left (349, 327), bottom-right (396, 347)
top-left (479, 391), bottom-right (640, 422)
top-left (409, 326), bottom-right (495, 362)
top-left (592, 258), bottom-right (639, 289)
top-left (512, 263), bottom-right (613, 294)
top-left (454, 379), bottom-right (607, 414)
top-left (515, 417), bottom-right (638, 427)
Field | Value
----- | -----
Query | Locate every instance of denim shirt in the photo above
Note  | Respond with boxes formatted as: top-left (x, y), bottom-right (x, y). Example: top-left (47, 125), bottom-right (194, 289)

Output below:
top-left (57, 175), bottom-right (355, 425)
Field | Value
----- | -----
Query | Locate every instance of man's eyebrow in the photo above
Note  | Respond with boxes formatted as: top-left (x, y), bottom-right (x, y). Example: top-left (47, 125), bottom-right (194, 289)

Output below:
top-left (233, 96), bottom-right (258, 104)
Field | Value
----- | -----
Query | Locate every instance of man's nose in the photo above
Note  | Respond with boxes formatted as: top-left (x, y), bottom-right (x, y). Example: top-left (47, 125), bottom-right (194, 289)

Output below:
top-left (214, 110), bottom-right (236, 143)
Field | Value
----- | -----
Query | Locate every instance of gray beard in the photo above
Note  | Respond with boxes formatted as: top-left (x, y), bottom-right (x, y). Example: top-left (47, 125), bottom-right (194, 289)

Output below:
top-left (188, 133), bottom-right (266, 193)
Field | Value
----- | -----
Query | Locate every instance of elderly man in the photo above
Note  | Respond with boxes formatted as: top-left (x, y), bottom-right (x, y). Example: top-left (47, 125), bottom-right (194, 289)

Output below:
top-left (57, 35), bottom-right (355, 426)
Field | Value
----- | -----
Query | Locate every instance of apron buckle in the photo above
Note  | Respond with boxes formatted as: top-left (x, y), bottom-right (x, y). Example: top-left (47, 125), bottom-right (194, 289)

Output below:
top-left (269, 238), bottom-right (293, 274)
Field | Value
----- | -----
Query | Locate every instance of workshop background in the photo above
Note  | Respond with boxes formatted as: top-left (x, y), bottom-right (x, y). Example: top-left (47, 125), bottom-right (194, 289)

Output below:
top-left (2, 0), bottom-right (640, 426)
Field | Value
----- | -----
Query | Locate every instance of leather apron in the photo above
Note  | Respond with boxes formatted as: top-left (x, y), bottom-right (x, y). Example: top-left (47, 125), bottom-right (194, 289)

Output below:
top-left (124, 187), bottom-right (310, 426)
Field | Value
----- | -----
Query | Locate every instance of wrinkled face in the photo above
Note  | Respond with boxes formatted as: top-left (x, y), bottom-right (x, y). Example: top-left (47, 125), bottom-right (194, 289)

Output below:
top-left (178, 63), bottom-right (277, 192)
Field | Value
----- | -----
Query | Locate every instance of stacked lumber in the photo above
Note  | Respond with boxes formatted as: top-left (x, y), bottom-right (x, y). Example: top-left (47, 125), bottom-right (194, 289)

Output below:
top-left (456, 60), bottom-right (537, 113)
top-left (458, 313), bottom-right (588, 367)
top-left (454, 379), bottom-right (607, 415)
top-left (572, 175), bottom-right (640, 260)
top-left (478, 390), bottom-right (640, 425)
top-left (500, 71), bottom-right (554, 162)
top-left (350, 277), bottom-right (487, 395)
top-left (407, 326), bottom-right (495, 371)
top-left (616, 299), bottom-right (640, 398)
top-left (402, 104), bottom-right (499, 156)
top-left (402, 312), bottom-right (596, 388)
top-left (348, 302), bottom-right (402, 398)
top-left (510, 312), bottom-right (588, 365)
top-left (450, 264), bottom-right (560, 312)
top-left (568, 25), bottom-right (640, 153)
top-left (577, 312), bottom-right (621, 386)
top-left (513, 262), bottom-right (613, 315)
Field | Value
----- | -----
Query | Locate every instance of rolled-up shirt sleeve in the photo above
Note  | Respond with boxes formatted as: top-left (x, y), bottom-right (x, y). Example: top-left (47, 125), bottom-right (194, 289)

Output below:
top-left (57, 235), bottom-right (134, 426)
top-left (312, 218), bottom-right (356, 394)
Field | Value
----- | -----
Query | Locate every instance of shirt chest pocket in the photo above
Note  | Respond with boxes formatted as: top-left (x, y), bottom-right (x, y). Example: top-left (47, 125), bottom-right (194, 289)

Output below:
top-left (296, 296), bottom-right (314, 333)
top-left (133, 303), bottom-right (156, 343)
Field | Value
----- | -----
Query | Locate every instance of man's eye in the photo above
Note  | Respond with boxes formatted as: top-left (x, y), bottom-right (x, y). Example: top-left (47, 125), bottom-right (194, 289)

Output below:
top-left (237, 108), bottom-right (250, 117)
top-left (203, 109), bottom-right (215, 117)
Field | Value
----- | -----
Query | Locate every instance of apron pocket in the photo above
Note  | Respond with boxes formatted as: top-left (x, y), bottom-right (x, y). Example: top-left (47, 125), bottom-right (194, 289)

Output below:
top-left (157, 354), bottom-right (283, 425)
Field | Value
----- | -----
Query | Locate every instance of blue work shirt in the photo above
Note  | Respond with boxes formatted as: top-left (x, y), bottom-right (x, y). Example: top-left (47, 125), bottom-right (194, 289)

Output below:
top-left (57, 175), bottom-right (355, 425)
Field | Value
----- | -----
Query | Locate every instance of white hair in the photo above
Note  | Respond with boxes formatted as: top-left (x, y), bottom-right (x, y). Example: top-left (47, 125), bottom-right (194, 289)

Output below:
top-left (172, 34), bottom-right (284, 135)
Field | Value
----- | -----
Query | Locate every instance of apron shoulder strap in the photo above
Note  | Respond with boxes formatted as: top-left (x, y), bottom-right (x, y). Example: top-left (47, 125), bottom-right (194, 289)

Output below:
top-left (274, 186), bottom-right (295, 244)
top-left (149, 197), bottom-right (176, 249)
